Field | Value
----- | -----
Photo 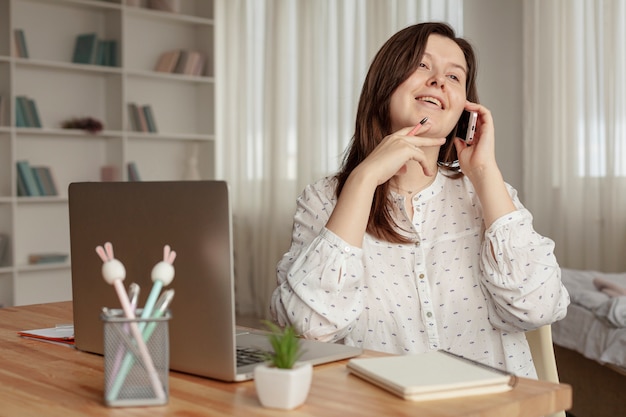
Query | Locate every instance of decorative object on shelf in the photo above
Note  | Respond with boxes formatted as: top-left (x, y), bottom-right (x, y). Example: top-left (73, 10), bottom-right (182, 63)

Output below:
top-left (253, 321), bottom-right (312, 410)
top-left (184, 143), bottom-right (201, 180)
top-left (101, 165), bottom-right (120, 182)
top-left (14, 29), bottom-right (29, 58)
top-left (61, 116), bottom-right (103, 133)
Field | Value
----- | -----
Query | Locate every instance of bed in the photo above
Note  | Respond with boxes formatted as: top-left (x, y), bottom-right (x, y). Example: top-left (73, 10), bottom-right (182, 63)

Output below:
top-left (551, 268), bottom-right (626, 417)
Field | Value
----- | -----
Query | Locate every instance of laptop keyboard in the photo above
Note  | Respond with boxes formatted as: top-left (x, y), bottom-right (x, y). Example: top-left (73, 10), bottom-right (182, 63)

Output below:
top-left (236, 346), bottom-right (268, 366)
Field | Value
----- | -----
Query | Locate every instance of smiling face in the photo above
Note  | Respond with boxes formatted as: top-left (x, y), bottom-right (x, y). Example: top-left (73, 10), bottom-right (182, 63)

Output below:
top-left (389, 34), bottom-right (468, 137)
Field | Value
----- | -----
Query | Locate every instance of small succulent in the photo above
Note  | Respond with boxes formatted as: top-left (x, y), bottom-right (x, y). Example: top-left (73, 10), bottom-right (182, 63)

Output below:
top-left (262, 320), bottom-right (304, 369)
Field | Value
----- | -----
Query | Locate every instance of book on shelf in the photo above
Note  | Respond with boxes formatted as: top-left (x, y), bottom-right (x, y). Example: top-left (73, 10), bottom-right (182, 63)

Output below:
top-left (16, 162), bottom-right (58, 197)
top-left (346, 350), bottom-right (516, 402)
top-left (27, 252), bottom-right (69, 265)
top-left (0, 233), bottom-right (8, 267)
top-left (155, 49), bottom-right (205, 76)
top-left (15, 96), bottom-right (42, 128)
top-left (0, 95), bottom-right (6, 126)
top-left (32, 166), bottom-right (58, 196)
top-left (14, 29), bottom-right (29, 58)
top-left (72, 33), bottom-right (98, 64)
top-left (128, 102), bottom-right (154, 132)
top-left (16, 160), bottom-right (42, 197)
top-left (154, 50), bottom-right (182, 73)
top-left (127, 161), bottom-right (141, 181)
top-left (95, 39), bottom-right (118, 67)
top-left (142, 105), bottom-right (158, 133)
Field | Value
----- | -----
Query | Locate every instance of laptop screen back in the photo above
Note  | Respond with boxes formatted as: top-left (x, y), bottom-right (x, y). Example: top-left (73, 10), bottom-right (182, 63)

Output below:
top-left (69, 180), bottom-right (239, 380)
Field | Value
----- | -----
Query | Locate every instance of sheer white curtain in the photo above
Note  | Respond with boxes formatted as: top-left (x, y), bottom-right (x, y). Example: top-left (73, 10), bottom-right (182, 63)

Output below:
top-left (215, 0), bottom-right (463, 318)
top-left (523, 1), bottom-right (626, 272)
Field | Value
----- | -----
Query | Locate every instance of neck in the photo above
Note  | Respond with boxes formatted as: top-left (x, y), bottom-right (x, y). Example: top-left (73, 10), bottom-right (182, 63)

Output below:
top-left (391, 165), bottom-right (438, 196)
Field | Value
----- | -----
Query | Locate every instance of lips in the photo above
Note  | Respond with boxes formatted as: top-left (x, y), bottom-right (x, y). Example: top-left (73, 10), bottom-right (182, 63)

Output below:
top-left (416, 96), bottom-right (444, 109)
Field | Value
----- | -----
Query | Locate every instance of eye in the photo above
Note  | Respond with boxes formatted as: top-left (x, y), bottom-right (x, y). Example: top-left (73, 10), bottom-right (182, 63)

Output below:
top-left (418, 61), bottom-right (429, 69)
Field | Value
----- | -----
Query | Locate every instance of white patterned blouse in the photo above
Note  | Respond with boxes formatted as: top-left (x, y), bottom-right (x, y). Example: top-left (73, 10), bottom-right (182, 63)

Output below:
top-left (270, 169), bottom-right (570, 377)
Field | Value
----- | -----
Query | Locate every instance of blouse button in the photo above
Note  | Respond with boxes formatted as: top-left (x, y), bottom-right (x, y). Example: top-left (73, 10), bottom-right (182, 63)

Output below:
top-left (419, 273), bottom-right (425, 280)
top-left (426, 312), bottom-right (433, 318)
top-left (344, 246), bottom-right (351, 253)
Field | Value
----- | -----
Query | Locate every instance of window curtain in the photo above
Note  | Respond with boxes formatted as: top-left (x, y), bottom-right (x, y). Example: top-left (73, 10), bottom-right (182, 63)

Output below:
top-left (523, 1), bottom-right (626, 272)
top-left (215, 0), bottom-right (463, 318)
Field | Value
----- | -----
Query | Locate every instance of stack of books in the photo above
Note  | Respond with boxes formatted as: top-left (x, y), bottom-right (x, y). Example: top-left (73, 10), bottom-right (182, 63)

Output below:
top-left (15, 96), bottom-right (42, 128)
top-left (154, 49), bottom-right (206, 76)
top-left (16, 160), bottom-right (58, 197)
top-left (127, 103), bottom-right (157, 133)
top-left (72, 33), bottom-right (118, 67)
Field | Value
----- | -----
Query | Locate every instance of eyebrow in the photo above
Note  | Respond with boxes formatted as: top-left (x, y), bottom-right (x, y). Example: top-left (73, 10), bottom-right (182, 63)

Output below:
top-left (422, 52), bottom-right (467, 75)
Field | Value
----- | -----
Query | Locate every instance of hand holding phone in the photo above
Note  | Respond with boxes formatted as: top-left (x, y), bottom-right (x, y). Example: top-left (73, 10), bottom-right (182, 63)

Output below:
top-left (455, 110), bottom-right (478, 144)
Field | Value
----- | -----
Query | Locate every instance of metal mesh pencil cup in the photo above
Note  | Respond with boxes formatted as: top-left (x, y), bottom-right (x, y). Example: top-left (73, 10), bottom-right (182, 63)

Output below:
top-left (101, 309), bottom-right (171, 407)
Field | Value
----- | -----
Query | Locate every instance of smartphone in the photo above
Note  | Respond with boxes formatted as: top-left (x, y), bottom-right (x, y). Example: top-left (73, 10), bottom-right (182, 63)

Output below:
top-left (455, 110), bottom-right (478, 144)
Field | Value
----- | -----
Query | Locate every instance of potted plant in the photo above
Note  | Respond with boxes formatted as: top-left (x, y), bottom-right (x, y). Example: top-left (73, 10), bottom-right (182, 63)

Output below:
top-left (254, 321), bottom-right (313, 410)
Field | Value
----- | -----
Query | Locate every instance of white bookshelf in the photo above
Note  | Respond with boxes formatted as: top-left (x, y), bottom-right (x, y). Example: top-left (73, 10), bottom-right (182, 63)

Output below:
top-left (0, 0), bottom-right (215, 306)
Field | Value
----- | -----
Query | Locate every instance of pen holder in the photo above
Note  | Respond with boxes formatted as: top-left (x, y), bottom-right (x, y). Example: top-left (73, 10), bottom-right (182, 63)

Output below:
top-left (101, 309), bottom-right (171, 407)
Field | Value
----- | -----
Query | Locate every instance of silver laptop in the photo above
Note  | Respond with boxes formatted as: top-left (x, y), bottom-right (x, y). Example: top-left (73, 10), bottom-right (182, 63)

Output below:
top-left (68, 180), bottom-right (362, 382)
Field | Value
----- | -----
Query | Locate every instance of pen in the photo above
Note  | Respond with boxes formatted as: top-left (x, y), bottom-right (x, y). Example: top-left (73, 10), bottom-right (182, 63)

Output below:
top-left (139, 245), bottom-right (176, 324)
top-left (408, 117), bottom-right (428, 136)
top-left (109, 282), bottom-right (141, 387)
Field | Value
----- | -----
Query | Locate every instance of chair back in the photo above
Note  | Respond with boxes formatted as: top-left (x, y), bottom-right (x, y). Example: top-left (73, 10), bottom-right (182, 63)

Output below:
top-left (526, 325), bottom-right (566, 417)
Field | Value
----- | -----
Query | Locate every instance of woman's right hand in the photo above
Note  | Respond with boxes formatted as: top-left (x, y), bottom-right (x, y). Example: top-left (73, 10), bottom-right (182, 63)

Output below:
top-left (325, 124), bottom-right (445, 247)
top-left (355, 123), bottom-right (446, 187)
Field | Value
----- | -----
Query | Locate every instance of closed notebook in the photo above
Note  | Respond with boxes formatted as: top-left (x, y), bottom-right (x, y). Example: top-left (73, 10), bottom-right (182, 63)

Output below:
top-left (347, 350), bottom-right (515, 401)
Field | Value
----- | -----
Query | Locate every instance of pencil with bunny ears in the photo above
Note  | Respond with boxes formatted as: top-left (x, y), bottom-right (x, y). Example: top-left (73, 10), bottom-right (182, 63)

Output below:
top-left (96, 242), bottom-right (166, 402)
top-left (139, 245), bottom-right (176, 323)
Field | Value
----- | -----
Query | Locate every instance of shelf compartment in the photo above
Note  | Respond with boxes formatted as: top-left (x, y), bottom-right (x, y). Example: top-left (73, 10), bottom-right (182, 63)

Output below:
top-left (126, 137), bottom-right (214, 180)
top-left (125, 76), bottom-right (213, 135)
top-left (13, 0), bottom-right (122, 66)
top-left (123, 9), bottom-right (213, 75)
top-left (15, 133), bottom-right (123, 197)
top-left (14, 202), bottom-right (69, 266)
top-left (14, 66), bottom-right (123, 131)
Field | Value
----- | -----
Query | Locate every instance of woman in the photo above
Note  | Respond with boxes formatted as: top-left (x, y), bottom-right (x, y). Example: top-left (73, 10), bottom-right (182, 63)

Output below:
top-left (270, 22), bottom-right (569, 377)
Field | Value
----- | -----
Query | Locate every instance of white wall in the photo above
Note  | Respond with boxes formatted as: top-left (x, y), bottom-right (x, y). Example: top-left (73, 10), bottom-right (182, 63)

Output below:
top-left (463, 0), bottom-right (524, 197)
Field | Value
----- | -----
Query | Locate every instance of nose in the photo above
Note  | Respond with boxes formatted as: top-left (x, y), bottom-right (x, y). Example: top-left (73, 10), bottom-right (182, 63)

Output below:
top-left (428, 72), bottom-right (446, 88)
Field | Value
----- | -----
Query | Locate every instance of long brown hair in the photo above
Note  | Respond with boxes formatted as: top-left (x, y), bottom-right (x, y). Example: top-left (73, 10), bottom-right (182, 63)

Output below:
top-left (335, 22), bottom-right (479, 243)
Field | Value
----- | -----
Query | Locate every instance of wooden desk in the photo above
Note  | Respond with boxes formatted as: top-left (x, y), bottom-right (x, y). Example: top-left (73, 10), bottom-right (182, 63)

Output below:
top-left (0, 302), bottom-right (571, 417)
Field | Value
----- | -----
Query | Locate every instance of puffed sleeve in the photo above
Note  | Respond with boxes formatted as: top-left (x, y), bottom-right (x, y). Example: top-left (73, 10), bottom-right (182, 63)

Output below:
top-left (270, 178), bottom-right (365, 342)
top-left (480, 193), bottom-right (570, 332)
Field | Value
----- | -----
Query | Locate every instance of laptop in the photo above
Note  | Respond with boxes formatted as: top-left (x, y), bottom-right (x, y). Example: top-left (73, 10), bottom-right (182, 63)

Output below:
top-left (68, 180), bottom-right (362, 382)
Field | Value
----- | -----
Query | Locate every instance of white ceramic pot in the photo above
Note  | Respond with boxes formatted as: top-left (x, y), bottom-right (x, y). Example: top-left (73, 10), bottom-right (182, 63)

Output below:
top-left (254, 362), bottom-right (313, 410)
